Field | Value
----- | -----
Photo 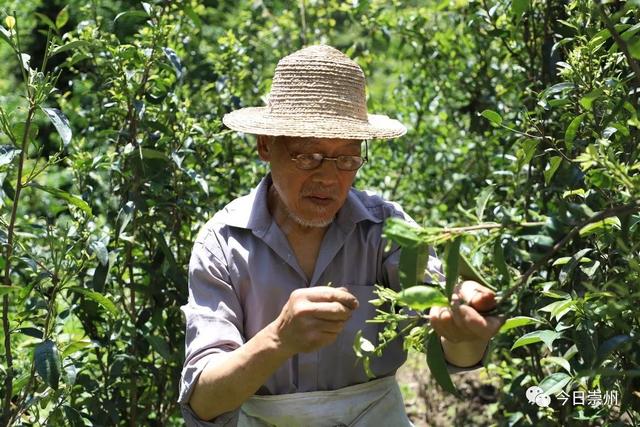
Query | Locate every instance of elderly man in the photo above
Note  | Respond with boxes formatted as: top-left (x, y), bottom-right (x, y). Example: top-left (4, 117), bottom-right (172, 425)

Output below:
top-left (178, 45), bottom-right (503, 426)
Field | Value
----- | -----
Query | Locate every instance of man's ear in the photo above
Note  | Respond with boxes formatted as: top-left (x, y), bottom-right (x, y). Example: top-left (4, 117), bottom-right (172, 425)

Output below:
top-left (257, 135), bottom-right (273, 161)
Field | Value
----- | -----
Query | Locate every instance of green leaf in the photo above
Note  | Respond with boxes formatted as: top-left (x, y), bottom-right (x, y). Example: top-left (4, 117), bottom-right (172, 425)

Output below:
top-left (34, 13), bottom-right (57, 30)
top-left (0, 285), bottom-right (20, 297)
top-left (68, 287), bottom-right (117, 316)
top-left (116, 201), bottom-right (135, 237)
top-left (511, 330), bottom-right (561, 352)
top-left (63, 405), bottom-right (85, 427)
top-left (459, 252), bottom-right (494, 290)
top-left (475, 187), bottom-right (493, 222)
top-left (564, 113), bottom-right (585, 148)
top-left (162, 47), bottom-right (184, 79)
top-left (559, 248), bottom-right (592, 285)
top-left (499, 316), bottom-right (543, 333)
top-left (34, 340), bottom-right (62, 390)
top-left (596, 335), bottom-right (631, 364)
top-left (56, 6), bottom-right (69, 29)
top-left (579, 89), bottom-right (603, 109)
top-left (51, 40), bottom-right (91, 57)
top-left (579, 216), bottom-right (621, 237)
top-left (383, 217), bottom-right (422, 247)
top-left (426, 331), bottom-right (460, 397)
top-left (92, 260), bottom-right (110, 293)
top-left (493, 238), bottom-right (510, 286)
top-left (516, 138), bottom-right (539, 171)
top-left (41, 107), bottom-right (72, 147)
top-left (629, 37), bottom-right (640, 60)
top-left (544, 156), bottom-right (562, 185)
top-left (396, 286), bottom-right (448, 311)
top-left (88, 241), bottom-right (108, 266)
top-left (29, 183), bottom-right (92, 216)
top-left (399, 243), bottom-right (429, 288)
top-left (539, 299), bottom-right (576, 321)
top-left (541, 82), bottom-right (575, 99)
top-left (113, 10), bottom-right (149, 40)
top-left (541, 356), bottom-right (572, 374)
top-left (480, 109), bottom-right (502, 125)
top-left (146, 336), bottom-right (172, 360)
top-left (621, 22), bottom-right (640, 41)
top-left (512, 0), bottom-right (529, 17)
top-left (552, 256), bottom-right (592, 266)
top-left (538, 372), bottom-right (571, 395)
top-left (444, 237), bottom-right (461, 300)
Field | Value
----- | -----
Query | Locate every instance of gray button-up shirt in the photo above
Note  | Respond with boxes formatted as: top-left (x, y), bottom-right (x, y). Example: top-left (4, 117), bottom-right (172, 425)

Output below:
top-left (179, 174), bottom-right (481, 425)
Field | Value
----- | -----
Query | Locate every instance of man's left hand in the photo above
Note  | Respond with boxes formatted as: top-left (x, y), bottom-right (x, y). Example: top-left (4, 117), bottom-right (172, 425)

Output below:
top-left (428, 280), bottom-right (504, 366)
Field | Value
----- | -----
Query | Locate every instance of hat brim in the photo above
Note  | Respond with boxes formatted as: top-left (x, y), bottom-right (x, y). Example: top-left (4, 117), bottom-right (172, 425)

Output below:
top-left (222, 107), bottom-right (406, 140)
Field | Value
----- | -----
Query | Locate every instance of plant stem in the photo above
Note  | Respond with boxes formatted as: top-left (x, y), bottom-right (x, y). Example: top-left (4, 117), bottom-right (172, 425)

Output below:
top-left (440, 221), bottom-right (546, 235)
top-left (1, 99), bottom-right (37, 426)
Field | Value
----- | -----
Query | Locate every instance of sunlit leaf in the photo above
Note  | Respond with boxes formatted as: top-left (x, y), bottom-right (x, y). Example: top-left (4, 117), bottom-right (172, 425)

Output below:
top-left (56, 6), bottom-right (69, 29)
top-left (499, 316), bottom-right (543, 333)
top-left (41, 107), bottom-right (72, 147)
top-left (511, 330), bottom-right (561, 352)
top-left (480, 109), bottom-right (502, 125)
top-left (579, 217), bottom-right (621, 237)
top-left (29, 183), bottom-right (92, 216)
top-left (163, 47), bottom-right (184, 79)
top-left (544, 156), bottom-right (562, 185)
top-left (68, 287), bottom-right (118, 316)
top-left (564, 114), bottom-right (585, 147)
top-left (539, 372), bottom-right (571, 395)
top-left (559, 248), bottom-right (592, 285)
top-left (396, 285), bottom-right (448, 311)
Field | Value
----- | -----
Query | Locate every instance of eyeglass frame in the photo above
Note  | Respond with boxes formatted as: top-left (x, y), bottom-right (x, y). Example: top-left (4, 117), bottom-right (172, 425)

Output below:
top-left (283, 140), bottom-right (369, 171)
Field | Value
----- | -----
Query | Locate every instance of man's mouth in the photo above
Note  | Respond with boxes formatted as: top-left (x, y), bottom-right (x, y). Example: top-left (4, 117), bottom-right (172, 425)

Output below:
top-left (305, 194), bottom-right (334, 206)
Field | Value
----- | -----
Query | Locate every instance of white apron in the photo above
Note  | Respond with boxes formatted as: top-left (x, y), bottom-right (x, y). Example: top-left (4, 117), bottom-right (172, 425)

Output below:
top-left (237, 376), bottom-right (414, 427)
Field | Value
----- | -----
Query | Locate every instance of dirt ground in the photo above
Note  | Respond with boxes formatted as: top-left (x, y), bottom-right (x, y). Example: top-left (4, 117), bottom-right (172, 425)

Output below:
top-left (396, 350), bottom-right (500, 427)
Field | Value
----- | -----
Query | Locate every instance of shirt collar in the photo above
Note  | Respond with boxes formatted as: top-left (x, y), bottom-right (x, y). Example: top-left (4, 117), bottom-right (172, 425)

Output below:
top-left (218, 173), bottom-right (382, 234)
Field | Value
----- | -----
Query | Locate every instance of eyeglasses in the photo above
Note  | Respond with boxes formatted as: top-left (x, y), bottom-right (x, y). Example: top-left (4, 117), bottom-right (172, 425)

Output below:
top-left (284, 140), bottom-right (368, 171)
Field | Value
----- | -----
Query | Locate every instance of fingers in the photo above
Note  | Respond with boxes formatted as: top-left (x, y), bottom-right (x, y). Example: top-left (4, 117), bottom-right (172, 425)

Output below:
top-left (313, 319), bottom-right (347, 334)
top-left (450, 297), bottom-right (498, 340)
top-left (304, 286), bottom-right (359, 310)
top-left (429, 299), bottom-right (503, 342)
top-left (457, 280), bottom-right (496, 312)
top-left (299, 301), bottom-right (354, 321)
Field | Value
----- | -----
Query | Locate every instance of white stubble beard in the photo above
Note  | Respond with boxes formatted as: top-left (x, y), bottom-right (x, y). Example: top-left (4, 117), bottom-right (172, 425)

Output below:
top-left (272, 181), bottom-right (335, 228)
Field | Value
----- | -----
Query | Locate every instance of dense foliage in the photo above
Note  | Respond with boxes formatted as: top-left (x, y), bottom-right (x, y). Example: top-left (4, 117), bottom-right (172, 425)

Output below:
top-left (0, 0), bottom-right (638, 425)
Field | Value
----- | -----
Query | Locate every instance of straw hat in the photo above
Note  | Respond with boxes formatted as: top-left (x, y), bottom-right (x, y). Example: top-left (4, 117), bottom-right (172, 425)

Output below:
top-left (222, 45), bottom-right (406, 139)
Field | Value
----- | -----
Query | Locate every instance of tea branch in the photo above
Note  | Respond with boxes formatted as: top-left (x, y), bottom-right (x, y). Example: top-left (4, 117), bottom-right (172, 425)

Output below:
top-left (503, 199), bottom-right (640, 301)
top-left (596, 1), bottom-right (640, 89)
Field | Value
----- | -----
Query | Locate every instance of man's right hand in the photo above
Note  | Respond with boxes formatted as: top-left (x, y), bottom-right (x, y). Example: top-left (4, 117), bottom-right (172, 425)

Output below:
top-left (273, 286), bottom-right (359, 355)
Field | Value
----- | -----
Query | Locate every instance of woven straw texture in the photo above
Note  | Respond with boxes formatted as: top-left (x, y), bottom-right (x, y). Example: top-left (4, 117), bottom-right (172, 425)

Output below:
top-left (222, 45), bottom-right (406, 139)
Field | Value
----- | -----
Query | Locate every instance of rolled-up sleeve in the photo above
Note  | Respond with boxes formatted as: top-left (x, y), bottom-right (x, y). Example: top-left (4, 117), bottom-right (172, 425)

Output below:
top-left (178, 226), bottom-right (244, 425)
